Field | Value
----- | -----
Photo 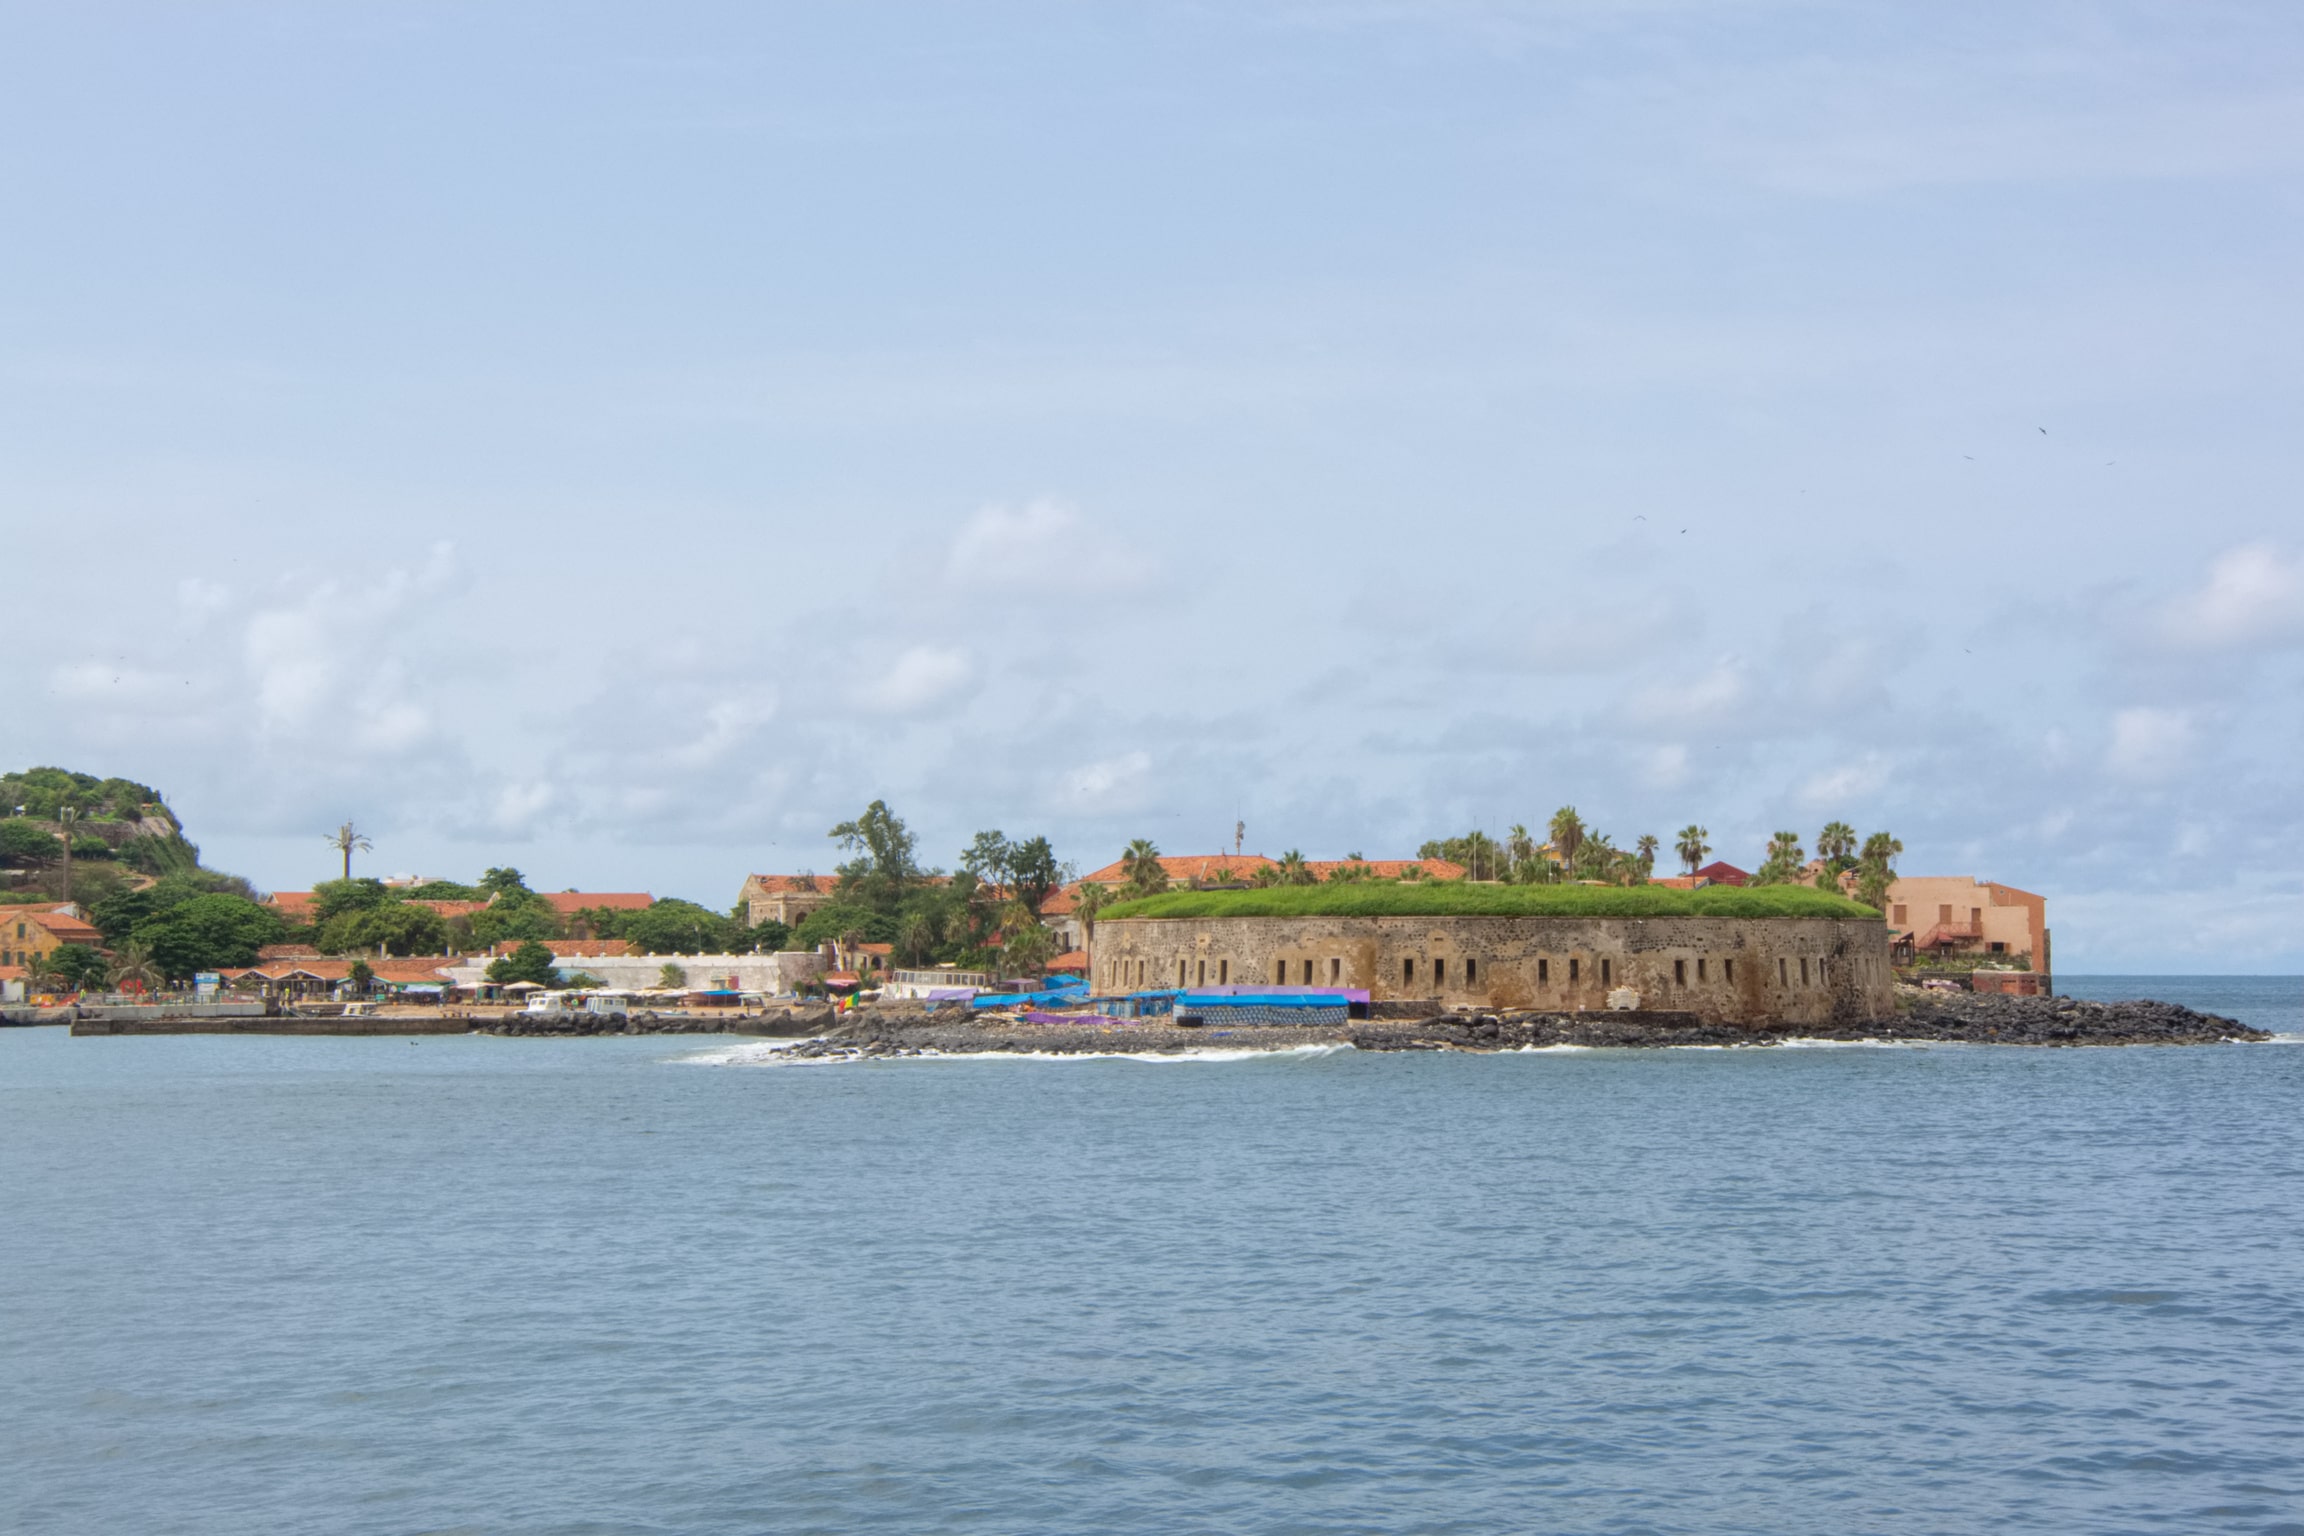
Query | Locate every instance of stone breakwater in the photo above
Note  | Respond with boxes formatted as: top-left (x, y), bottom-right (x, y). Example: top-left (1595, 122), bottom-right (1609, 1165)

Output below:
top-left (771, 990), bottom-right (2265, 1059)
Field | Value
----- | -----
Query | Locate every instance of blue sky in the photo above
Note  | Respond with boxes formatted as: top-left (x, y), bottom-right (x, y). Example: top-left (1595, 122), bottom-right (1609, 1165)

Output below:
top-left (4, 2), bottom-right (2300, 969)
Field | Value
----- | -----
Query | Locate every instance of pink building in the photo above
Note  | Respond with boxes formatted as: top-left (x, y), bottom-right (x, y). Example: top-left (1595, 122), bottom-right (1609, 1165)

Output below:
top-left (1885, 877), bottom-right (2050, 973)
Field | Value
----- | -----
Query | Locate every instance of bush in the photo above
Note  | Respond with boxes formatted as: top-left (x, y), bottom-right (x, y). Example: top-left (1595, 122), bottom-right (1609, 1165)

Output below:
top-left (486, 940), bottom-right (560, 987)
top-left (1101, 882), bottom-right (1881, 922)
top-left (0, 821), bottom-right (61, 868)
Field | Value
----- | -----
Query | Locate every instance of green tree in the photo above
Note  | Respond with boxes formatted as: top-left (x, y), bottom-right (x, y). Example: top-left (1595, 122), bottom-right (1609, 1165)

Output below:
top-left (311, 878), bottom-right (392, 924)
top-left (1635, 834), bottom-right (1660, 876)
top-left (960, 831), bottom-right (1014, 888)
top-left (1547, 807), bottom-right (1586, 877)
top-left (1855, 831), bottom-right (1903, 911)
top-left (789, 902), bottom-right (899, 952)
top-left (400, 880), bottom-right (482, 902)
top-left (1505, 824), bottom-right (1535, 878)
top-left (1008, 836), bottom-right (1061, 912)
top-left (0, 820), bottom-right (62, 868)
top-left (1121, 839), bottom-right (1168, 897)
top-left (659, 962), bottom-right (689, 989)
top-left (1816, 821), bottom-right (1859, 884)
top-left (896, 910), bottom-right (940, 967)
top-left (1753, 831), bottom-right (1807, 885)
top-left (1072, 882), bottom-right (1109, 944)
top-left (478, 867), bottom-right (532, 897)
top-left (486, 940), bottom-right (560, 987)
top-left (326, 820), bottom-right (372, 880)
top-left (347, 959), bottom-right (375, 995)
top-left (1001, 922), bottom-right (1057, 978)
top-left (608, 899), bottom-right (739, 956)
top-left (46, 943), bottom-right (106, 991)
top-left (317, 903), bottom-right (448, 958)
top-left (1675, 824), bottom-right (1711, 874)
top-left (140, 893), bottom-right (286, 977)
top-left (1274, 849), bottom-right (1312, 886)
top-left (828, 800), bottom-right (921, 912)
top-left (106, 939), bottom-right (163, 993)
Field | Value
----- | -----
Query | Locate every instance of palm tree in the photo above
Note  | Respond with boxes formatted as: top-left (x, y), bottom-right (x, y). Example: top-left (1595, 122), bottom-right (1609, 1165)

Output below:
top-left (1121, 839), bottom-right (1167, 897)
top-left (1278, 849), bottom-right (1312, 886)
top-left (1505, 824), bottom-right (1534, 878)
top-left (1755, 831), bottom-right (1805, 884)
top-left (1675, 824), bottom-right (1710, 874)
top-left (106, 939), bottom-right (162, 995)
top-left (1817, 821), bottom-right (1857, 864)
top-left (897, 911), bottom-right (939, 967)
top-left (1635, 834), bottom-right (1659, 875)
top-left (327, 820), bottom-right (372, 880)
top-left (25, 950), bottom-right (66, 996)
top-left (1002, 923), bottom-right (1057, 978)
top-left (1548, 807), bottom-right (1585, 878)
top-left (1855, 831), bottom-right (1904, 911)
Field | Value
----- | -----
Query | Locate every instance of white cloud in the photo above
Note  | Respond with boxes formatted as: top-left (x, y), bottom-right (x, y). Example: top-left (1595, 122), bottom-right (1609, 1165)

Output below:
top-left (1644, 743), bottom-right (1690, 788)
top-left (1066, 751), bottom-right (1152, 807)
top-left (1800, 755), bottom-right (1890, 807)
top-left (863, 646), bottom-right (973, 714)
top-left (947, 498), bottom-right (1144, 586)
top-left (2161, 544), bottom-right (2304, 649)
top-left (2106, 706), bottom-right (2195, 782)
top-left (1633, 661), bottom-right (1747, 726)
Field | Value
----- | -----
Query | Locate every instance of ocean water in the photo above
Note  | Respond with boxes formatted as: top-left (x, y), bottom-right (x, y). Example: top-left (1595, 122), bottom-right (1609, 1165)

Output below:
top-left (3, 983), bottom-right (2301, 1535)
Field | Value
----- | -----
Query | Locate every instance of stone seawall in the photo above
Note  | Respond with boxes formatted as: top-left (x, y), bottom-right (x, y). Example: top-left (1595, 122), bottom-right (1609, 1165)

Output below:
top-left (1093, 913), bottom-right (1894, 1025)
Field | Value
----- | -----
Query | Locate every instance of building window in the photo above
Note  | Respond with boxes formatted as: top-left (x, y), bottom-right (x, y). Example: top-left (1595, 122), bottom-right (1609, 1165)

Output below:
top-left (1723, 958), bottom-right (1734, 984)
top-left (1538, 958), bottom-right (1549, 984)
top-left (1569, 957), bottom-right (1579, 983)
top-left (1892, 905), bottom-right (1907, 927)
top-left (1403, 957), bottom-right (1416, 985)
top-left (1197, 959), bottom-right (1206, 985)
top-left (1988, 942), bottom-right (2005, 955)
top-left (1434, 958), bottom-right (1447, 985)
top-left (1464, 958), bottom-right (1477, 984)
top-left (1779, 958), bottom-right (1789, 986)
top-left (1302, 959), bottom-right (1314, 984)
top-left (1220, 960), bottom-right (1230, 983)
top-left (1696, 958), bottom-right (1707, 982)
top-left (1800, 958), bottom-right (1809, 985)
top-left (1600, 958), bottom-right (1612, 986)
top-left (1179, 959), bottom-right (1188, 987)
top-left (1330, 957), bottom-right (1341, 984)
top-left (1674, 959), bottom-right (1686, 986)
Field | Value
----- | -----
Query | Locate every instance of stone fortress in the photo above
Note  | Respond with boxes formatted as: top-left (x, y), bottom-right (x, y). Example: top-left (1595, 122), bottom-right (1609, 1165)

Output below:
top-left (1091, 912), bottom-right (1895, 1026)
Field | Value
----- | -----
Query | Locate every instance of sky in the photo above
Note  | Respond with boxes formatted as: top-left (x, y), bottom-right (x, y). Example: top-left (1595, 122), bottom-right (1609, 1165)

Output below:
top-left (3, 2), bottom-right (2300, 971)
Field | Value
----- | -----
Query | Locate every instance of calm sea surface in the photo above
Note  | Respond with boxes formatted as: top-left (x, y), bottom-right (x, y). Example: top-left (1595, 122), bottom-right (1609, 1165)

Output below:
top-left (4, 977), bottom-right (2301, 1535)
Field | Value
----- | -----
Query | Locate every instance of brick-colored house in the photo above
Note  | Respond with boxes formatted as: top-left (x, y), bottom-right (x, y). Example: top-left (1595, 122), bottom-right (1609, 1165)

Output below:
top-left (1884, 877), bottom-right (2050, 973)
top-left (737, 874), bottom-right (838, 930)
top-left (0, 906), bottom-right (105, 968)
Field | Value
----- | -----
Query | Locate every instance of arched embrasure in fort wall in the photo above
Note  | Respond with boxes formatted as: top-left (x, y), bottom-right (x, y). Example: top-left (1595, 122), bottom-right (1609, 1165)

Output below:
top-left (1092, 914), bottom-right (1892, 1025)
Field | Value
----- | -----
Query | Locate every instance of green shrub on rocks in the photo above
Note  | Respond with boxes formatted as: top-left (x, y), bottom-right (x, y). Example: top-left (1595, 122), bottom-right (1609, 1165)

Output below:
top-left (1102, 882), bottom-right (1880, 922)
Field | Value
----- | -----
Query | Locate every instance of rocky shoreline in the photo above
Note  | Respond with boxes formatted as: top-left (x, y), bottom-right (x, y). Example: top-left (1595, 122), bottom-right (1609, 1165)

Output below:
top-left (43, 988), bottom-right (2266, 1047)
top-left (754, 987), bottom-right (2266, 1060)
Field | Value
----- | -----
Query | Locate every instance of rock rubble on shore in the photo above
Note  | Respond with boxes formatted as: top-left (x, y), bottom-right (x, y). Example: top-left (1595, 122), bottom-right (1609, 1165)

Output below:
top-left (765, 989), bottom-right (2265, 1059)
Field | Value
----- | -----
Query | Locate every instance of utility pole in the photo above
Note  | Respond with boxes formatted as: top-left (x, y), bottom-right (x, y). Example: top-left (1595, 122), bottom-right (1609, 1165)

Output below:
top-left (59, 805), bottom-right (78, 904)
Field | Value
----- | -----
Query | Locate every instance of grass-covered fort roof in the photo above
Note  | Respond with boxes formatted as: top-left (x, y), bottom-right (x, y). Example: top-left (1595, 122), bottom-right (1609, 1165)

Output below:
top-left (1100, 882), bottom-right (1880, 922)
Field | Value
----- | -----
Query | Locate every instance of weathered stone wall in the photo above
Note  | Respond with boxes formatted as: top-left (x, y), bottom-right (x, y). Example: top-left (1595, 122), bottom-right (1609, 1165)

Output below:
top-left (1093, 914), bottom-right (1893, 1025)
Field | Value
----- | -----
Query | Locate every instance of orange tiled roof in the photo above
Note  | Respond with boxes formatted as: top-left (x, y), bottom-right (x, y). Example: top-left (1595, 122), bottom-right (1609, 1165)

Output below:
top-left (410, 899), bottom-right (488, 918)
top-left (856, 942), bottom-right (893, 955)
top-left (487, 939), bottom-right (634, 959)
top-left (1048, 949), bottom-right (1087, 971)
top-left (19, 910), bottom-right (102, 944)
top-left (1304, 858), bottom-right (1465, 881)
top-left (1649, 875), bottom-right (1709, 890)
top-left (1077, 853), bottom-right (1281, 886)
top-left (265, 891), bottom-right (319, 919)
top-left (743, 875), bottom-right (831, 894)
top-left (0, 964), bottom-right (27, 981)
top-left (536, 892), bottom-right (653, 915)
